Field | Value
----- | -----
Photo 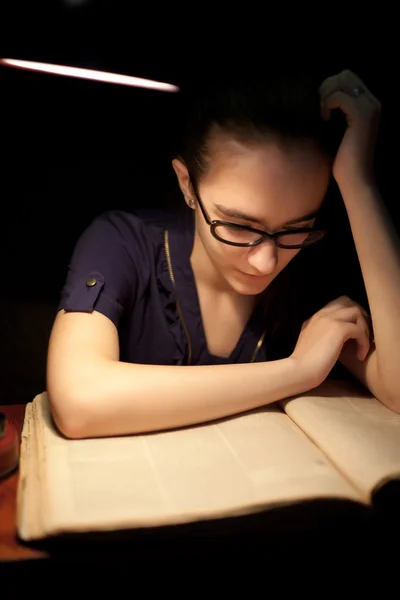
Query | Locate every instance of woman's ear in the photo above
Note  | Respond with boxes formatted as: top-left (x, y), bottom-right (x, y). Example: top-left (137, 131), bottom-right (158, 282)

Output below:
top-left (172, 159), bottom-right (194, 207)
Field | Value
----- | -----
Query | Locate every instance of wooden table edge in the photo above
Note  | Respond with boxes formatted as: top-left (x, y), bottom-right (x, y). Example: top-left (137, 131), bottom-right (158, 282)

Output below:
top-left (0, 403), bottom-right (48, 561)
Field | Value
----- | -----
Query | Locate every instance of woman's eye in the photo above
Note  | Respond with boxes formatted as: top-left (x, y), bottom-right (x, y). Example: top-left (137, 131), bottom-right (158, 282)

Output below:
top-left (228, 223), bottom-right (247, 229)
top-left (286, 224), bottom-right (312, 231)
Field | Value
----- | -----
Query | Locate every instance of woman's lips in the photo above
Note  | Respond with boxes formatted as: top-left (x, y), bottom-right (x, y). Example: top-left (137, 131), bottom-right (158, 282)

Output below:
top-left (240, 271), bottom-right (268, 279)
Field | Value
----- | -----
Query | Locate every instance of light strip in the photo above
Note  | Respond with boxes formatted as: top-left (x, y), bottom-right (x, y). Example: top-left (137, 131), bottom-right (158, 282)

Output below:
top-left (0, 58), bottom-right (180, 92)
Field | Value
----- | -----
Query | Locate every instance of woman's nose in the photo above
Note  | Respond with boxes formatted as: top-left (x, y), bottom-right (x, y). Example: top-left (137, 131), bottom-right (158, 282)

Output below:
top-left (247, 240), bottom-right (278, 275)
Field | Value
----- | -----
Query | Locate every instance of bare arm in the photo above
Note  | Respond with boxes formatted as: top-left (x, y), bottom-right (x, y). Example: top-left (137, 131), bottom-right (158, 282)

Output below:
top-left (47, 310), bottom-right (310, 438)
top-left (338, 182), bottom-right (400, 409)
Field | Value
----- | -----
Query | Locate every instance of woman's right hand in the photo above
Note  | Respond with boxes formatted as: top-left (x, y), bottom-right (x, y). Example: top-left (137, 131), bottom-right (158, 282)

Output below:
top-left (290, 295), bottom-right (373, 388)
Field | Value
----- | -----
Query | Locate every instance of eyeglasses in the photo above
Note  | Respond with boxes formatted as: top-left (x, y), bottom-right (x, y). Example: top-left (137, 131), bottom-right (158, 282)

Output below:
top-left (189, 177), bottom-right (327, 249)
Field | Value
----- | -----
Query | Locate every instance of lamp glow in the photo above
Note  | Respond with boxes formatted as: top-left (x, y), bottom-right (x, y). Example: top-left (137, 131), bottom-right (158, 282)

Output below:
top-left (0, 58), bottom-right (180, 92)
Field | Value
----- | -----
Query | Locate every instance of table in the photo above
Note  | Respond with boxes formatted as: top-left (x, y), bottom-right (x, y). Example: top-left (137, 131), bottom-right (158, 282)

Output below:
top-left (0, 404), bottom-right (47, 562)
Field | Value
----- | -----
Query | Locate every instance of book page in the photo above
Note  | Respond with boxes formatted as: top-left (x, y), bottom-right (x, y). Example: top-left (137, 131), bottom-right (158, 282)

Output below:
top-left (18, 392), bottom-right (362, 540)
top-left (17, 402), bottom-right (50, 540)
top-left (281, 379), bottom-right (400, 499)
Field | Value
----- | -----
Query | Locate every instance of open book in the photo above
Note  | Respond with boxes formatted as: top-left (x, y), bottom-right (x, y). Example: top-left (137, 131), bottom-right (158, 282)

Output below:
top-left (17, 379), bottom-right (400, 542)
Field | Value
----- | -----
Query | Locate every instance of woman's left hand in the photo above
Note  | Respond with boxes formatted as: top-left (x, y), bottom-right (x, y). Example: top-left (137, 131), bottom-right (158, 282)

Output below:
top-left (319, 69), bottom-right (382, 191)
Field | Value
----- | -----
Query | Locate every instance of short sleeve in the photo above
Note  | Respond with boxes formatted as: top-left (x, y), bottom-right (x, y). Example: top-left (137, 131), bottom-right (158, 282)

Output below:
top-left (58, 211), bottom-right (142, 326)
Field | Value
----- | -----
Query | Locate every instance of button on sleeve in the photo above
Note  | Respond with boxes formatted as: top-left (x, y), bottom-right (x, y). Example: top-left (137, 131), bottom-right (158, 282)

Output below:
top-left (58, 211), bottom-right (141, 327)
top-left (62, 270), bottom-right (106, 311)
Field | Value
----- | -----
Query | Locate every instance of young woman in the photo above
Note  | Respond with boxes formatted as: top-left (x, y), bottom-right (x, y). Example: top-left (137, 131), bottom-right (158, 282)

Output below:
top-left (47, 69), bottom-right (400, 438)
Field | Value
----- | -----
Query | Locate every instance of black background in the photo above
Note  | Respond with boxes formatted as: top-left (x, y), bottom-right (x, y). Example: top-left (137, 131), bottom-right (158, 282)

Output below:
top-left (0, 3), bottom-right (398, 404)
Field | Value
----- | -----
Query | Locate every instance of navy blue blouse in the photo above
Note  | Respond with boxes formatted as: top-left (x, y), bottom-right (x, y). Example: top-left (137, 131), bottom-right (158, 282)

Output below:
top-left (58, 207), bottom-right (277, 366)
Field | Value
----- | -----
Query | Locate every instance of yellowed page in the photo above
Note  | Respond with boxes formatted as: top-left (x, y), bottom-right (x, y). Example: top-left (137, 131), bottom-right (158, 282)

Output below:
top-left (16, 402), bottom-right (33, 539)
top-left (18, 392), bottom-right (362, 541)
top-left (17, 402), bottom-right (48, 541)
top-left (281, 379), bottom-right (400, 499)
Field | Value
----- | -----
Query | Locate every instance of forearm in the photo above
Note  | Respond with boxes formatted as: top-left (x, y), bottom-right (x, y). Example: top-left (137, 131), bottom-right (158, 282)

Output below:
top-left (52, 358), bottom-right (309, 438)
top-left (342, 181), bottom-right (400, 398)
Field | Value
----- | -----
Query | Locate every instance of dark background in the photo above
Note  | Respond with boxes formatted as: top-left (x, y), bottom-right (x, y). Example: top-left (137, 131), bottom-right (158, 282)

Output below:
top-left (0, 2), bottom-right (398, 404)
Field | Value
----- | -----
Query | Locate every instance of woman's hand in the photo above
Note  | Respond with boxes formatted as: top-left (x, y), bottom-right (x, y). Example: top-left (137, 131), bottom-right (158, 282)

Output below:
top-left (290, 295), bottom-right (373, 388)
top-left (319, 69), bottom-right (381, 191)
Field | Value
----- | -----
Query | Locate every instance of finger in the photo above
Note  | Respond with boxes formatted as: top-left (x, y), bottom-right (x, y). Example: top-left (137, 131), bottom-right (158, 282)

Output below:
top-left (355, 314), bottom-right (371, 360)
top-left (319, 70), bottom-right (367, 98)
top-left (333, 304), bottom-right (371, 330)
top-left (321, 90), bottom-right (358, 122)
top-left (319, 82), bottom-right (341, 110)
top-left (343, 311), bottom-right (370, 361)
top-left (330, 305), bottom-right (367, 325)
top-left (322, 73), bottom-right (380, 111)
top-left (337, 297), bottom-right (371, 323)
top-left (320, 295), bottom-right (367, 316)
top-left (321, 70), bottom-right (380, 107)
top-left (319, 73), bottom-right (341, 96)
top-left (340, 71), bottom-right (381, 109)
top-left (342, 337), bottom-right (370, 362)
top-left (338, 69), bottom-right (369, 94)
top-left (317, 297), bottom-right (373, 345)
top-left (329, 306), bottom-right (371, 359)
top-left (341, 321), bottom-right (370, 361)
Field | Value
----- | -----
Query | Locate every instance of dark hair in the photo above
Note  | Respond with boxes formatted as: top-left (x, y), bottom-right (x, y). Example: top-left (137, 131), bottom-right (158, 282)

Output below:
top-left (176, 72), bottom-right (345, 185)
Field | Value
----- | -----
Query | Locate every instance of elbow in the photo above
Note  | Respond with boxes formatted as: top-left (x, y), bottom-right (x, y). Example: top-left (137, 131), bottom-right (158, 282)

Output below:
top-left (48, 389), bottom-right (94, 439)
top-left (54, 415), bottom-right (90, 440)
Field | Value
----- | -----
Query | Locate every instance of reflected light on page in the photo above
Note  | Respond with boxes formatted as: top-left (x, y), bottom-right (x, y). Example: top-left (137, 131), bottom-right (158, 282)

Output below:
top-left (0, 59), bottom-right (180, 92)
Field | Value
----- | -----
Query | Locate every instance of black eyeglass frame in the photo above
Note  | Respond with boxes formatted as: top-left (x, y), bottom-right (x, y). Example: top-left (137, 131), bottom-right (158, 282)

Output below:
top-left (189, 177), bottom-right (328, 250)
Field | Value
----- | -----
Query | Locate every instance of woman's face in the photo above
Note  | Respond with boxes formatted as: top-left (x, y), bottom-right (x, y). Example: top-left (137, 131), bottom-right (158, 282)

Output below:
top-left (174, 135), bottom-right (332, 296)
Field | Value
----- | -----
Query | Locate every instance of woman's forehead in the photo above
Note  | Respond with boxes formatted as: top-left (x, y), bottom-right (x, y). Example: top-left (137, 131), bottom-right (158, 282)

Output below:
top-left (203, 138), bottom-right (330, 194)
top-left (205, 133), bottom-right (328, 176)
